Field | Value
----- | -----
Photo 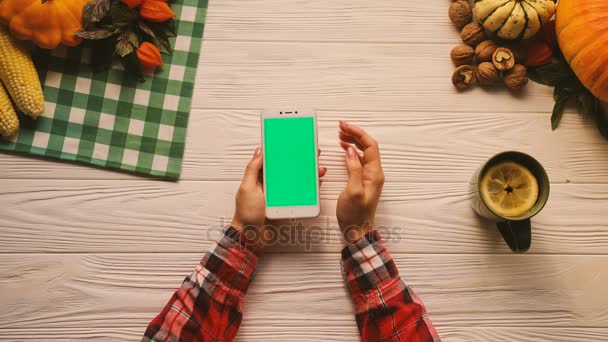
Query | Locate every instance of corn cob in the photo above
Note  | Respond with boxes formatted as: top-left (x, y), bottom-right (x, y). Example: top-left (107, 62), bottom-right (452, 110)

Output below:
top-left (0, 82), bottom-right (19, 137)
top-left (0, 26), bottom-right (44, 118)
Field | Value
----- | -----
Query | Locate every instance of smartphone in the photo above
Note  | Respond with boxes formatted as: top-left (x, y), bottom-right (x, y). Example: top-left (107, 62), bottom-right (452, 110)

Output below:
top-left (261, 109), bottom-right (320, 219)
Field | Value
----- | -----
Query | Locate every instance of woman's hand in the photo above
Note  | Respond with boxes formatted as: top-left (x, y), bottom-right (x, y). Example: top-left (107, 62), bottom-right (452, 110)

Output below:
top-left (232, 147), bottom-right (327, 250)
top-left (336, 121), bottom-right (385, 244)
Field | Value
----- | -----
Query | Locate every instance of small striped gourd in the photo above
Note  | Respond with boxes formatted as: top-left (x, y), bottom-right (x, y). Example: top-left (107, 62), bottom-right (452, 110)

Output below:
top-left (474, 0), bottom-right (556, 40)
top-left (556, 0), bottom-right (608, 102)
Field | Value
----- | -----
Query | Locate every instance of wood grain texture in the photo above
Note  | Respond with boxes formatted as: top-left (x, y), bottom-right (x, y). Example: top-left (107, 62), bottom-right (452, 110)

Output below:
top-left (1, 0), bottom-right (607, 340)
top-left (205, 0), bottom-right (457, 43)
top-left (2, 327), bottom-right (607, 342)
top-left (1, 109), bottom-right (607, 182)
top-left (192, 41), bottom-right (555, 112)
top-left (1, 180), bottom-right (607, 254)
top-left (0, 253), bottom-right (607, 342)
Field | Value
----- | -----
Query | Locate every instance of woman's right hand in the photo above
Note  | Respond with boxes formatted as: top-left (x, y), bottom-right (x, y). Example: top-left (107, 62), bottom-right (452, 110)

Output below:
top-left (336, 121), bottom-right (385, 244)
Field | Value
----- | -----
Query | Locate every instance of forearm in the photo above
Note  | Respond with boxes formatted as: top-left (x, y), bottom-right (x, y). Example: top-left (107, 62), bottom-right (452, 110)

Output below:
top-left (341, 231), bottom-right (440, 342)
top-left (142, 227), bottom-right (258, 342)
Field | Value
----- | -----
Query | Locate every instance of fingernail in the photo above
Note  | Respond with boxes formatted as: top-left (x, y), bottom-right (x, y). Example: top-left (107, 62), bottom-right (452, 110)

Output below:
top-left (347, 146), bottom-right (356, 159)
top-left (339, 120), bottom-right (347, 128)
top-left (254, 146), bottom-right (261, 158)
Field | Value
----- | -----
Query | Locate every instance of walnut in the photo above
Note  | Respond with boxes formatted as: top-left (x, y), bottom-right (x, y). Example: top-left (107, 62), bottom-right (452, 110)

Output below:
top-left (449, 0), bottom-right (472, 29)
top-left (503, 64), bottom-right (528, 90)
top-left (492, 47), bottom-right (516, 71)
top-left (461, 22), bottom-right (487, 47)
top-left (475, 62), bottom-right (499, 86)
top-left (451, 44), bottom-right (475, 66)
top-left (475, 40), bottom-right (498, 62)
top-left (452, 65), bottom-right (476, 90)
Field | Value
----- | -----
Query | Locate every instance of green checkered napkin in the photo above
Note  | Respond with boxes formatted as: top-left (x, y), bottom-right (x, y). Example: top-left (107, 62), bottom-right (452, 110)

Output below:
top-left (0, 0), bottom-right (207, 180)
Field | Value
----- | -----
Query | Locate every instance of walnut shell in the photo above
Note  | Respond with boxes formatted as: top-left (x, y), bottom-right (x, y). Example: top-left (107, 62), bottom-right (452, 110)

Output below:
top-left (475, 40), bottom-right (498, 63)
top-left (451, 44), bottom-right (475, 66)
top-left (449, 0), bottom-right (472, 30)
top-left (461, 22), bottom-right (487, 47)
top-left (475, 62), bottom-right (499, 86)
top-left (492, 47), bottom-right (516, 71)
top-left (452, 65), bottom-right (476, 91)
top-left (504, 64), bottom-right (529, 90)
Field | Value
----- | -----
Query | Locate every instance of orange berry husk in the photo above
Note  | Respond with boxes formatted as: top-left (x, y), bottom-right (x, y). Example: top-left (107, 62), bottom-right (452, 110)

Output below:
top-left (140, 0), bottom-right (176, 23)
top-left (524, 39), bottom-right (553, 67)
top-left (541, 20), bottom-right (557, 49)
top-left (137, 42), bottom-right (164, 69)
top-left (121, 0), bottom-right (142, 8)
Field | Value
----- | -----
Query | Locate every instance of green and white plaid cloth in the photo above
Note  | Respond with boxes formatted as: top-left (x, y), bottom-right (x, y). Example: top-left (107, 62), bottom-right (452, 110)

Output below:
top-left (0, 0), bottom-right (207, 180)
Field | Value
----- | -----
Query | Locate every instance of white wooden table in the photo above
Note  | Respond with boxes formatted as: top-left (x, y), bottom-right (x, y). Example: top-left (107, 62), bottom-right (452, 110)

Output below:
top-left (2, 1), bottom-right (608, 341)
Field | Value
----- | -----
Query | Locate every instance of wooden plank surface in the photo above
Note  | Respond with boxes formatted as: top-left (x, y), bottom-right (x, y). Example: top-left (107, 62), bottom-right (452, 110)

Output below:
top-left (192, 41), bottom-right (556, 112)
top-left (2, 327), bottom-right (607, 342)
top-left (204, 0), bottom-right (457, 43)
top-left (1, 180), bottom-right (607, 254)
top-left (1, 0), bottom-right (608, 340)
top-left (1, 253), bottom-right (607, 341)
top-left (1, 109), bottom-right (607, 182)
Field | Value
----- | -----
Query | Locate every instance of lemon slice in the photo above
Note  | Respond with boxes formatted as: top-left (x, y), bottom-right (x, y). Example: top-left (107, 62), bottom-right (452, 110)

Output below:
top-left (480, 162), bottom-right (539, 218)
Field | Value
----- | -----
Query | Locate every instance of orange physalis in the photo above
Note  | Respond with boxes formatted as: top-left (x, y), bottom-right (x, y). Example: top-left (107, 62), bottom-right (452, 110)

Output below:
top-left (137, 42), bottom-right (164, 69)
top-left (139, 0), bottom-right (176, 23)
top-left (523, 20), bottom-right (556, 67)
top-left (120, 0), bottom-right (142, 8)
top-left (524, 40), bottom-right (553, 67)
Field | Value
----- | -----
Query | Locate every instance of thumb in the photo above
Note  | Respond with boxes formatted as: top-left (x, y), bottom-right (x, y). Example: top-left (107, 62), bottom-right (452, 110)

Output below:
top-left (345, 146), bottom-right (363, 192)
top-left (242, 146), bottom-right (263, 187)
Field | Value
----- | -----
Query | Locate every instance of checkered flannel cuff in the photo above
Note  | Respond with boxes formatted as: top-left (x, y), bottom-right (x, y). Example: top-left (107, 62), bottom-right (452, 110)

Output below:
top-left (341, 230), bottom-right (400, 296)
top-left (191, 227), bottom-right (259, 298)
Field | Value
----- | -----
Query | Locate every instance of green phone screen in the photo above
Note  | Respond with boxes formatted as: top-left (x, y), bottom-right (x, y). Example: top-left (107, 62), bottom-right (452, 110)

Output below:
top-left (264, 117), bottom-right (318, 207)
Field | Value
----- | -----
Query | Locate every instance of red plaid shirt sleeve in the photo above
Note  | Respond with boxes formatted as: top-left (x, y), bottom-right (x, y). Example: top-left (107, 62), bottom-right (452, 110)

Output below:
top-left (142, 227), bottom-right (257, 342)
top-left (341, 230), bottom-right (441, 342)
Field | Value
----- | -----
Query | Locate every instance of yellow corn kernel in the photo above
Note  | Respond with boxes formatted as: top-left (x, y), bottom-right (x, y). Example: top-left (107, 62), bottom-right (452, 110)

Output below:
top-left (0, 82), bottom-right (19, 137)
top-left (0, 26), bottom-right (44, 118)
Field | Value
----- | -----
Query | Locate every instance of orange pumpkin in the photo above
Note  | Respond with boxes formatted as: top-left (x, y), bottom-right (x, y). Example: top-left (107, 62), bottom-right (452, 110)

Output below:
top-left (556, 0), bottom-right (608, 102)
top-left (0, 0), bottom-right (89, 49)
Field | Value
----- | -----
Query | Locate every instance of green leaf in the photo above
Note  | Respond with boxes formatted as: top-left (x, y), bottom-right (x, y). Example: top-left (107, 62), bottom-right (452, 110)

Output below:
top-left (110, 2), bottom-right (139, 28)
top-left (551, 94), bottom-right (569, 130)
top-left (127, 31), bottom-right (140, 48)
top-left (82, 2), bottom-right (96, 28)
top-left (116, 32), bottom-right (134, 57)
top-left (528, 56), bottom-right (576, 86)
top-left (147, 20), bottom-right (177, 40)
top-left (152, 35), bottom-right (172, 55)
top-left (597, 107), bottom-right (608, 140)
top-left (89, 36), bottom-right (116, 72)
top-left (576, 92), bottom-right (594, 117)
top-left (122, 52), bottom-right (144, 82)
top-left (553, 82), bottom-right (584, 101)
top-left (138, 22), bottom-right (156, 39)
top-left (575, 91), bottom-right (608, 140)
top-left (589, 97), bottom-right (608, 140)
top-left (91, 0), bottom-right (111, 23)
top-left (163, 19), bottom-right (177, 38)
top-left (75, 28), bottom-right (115, 40)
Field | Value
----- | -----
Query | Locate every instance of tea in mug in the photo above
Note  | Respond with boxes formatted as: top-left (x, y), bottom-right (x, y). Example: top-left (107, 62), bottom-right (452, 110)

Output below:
top-left (479, 161), bottom-right (539, 218)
